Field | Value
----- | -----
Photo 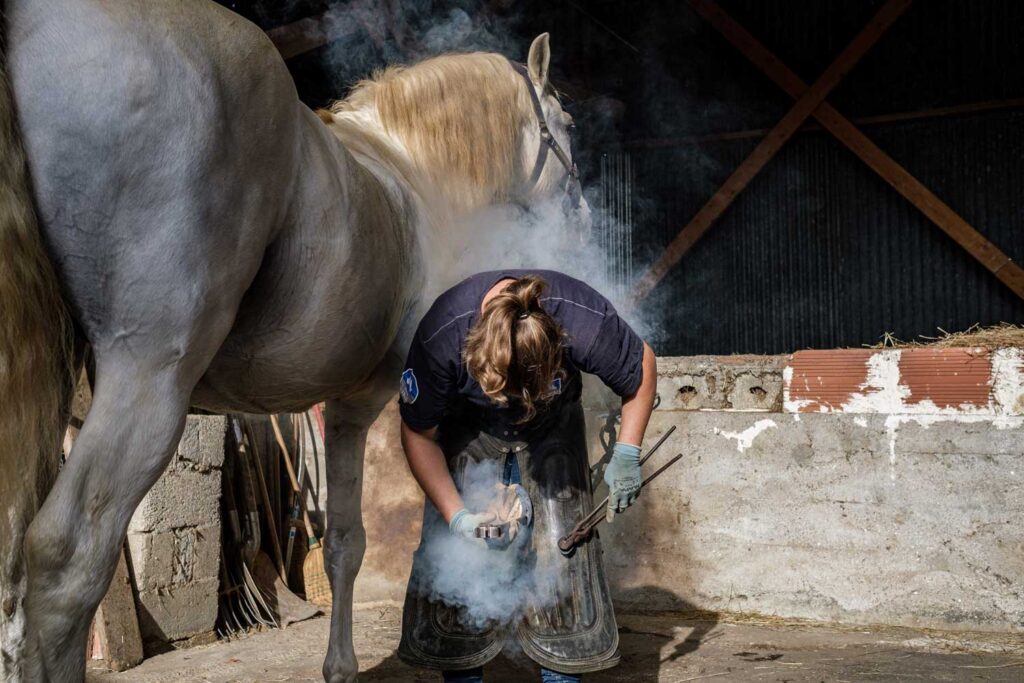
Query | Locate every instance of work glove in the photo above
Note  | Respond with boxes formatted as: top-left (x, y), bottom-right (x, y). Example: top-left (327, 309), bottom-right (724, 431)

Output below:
top-left (449, 508), bottom-right (496, 541)
top-left (604, 442), bottom-right (642, 523)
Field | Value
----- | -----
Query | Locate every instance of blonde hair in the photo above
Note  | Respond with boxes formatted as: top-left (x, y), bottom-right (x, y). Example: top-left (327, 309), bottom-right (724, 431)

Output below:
top-left (328, 53), bottom-right (532, 212)
top-left (464, 276), bottom-right (565, 423)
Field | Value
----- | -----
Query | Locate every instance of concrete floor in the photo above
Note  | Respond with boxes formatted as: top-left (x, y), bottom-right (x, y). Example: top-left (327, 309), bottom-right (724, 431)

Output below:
top-left (89, 604), bottom-right (1024, 682)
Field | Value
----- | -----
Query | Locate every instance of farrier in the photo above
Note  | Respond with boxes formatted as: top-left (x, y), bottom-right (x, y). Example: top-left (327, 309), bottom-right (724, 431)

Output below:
top-left (396, 269), bottom-right (658, 682)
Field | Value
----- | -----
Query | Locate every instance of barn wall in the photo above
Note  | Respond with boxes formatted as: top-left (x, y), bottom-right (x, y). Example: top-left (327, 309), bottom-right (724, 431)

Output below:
top-left (351, 352), bottom-right (1024, 633)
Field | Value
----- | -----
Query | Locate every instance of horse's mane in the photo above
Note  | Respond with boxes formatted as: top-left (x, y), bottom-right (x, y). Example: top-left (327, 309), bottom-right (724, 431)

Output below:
top-left (326, 53), bottom-right (532, 212)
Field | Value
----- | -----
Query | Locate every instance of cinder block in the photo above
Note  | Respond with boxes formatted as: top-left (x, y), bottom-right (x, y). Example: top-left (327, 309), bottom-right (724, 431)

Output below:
top-left (129, 467), bottom-right (222, 533)
top-left (174, 415), bottom-right (227, 471)
top-left (657, 355), bottom-right (785, 411)
top-left (134, 578), bottom-right (219, 644)
top-left (126, 531), bottom-right (173, 594)
top-left (125, 414), bottom-right (224, 649)
top-left (730, 371), bottom-right (782, 411)
top-left (128, 415), bottom-right (225, 533)
top-left (127, 525), bottom-right (220, 593)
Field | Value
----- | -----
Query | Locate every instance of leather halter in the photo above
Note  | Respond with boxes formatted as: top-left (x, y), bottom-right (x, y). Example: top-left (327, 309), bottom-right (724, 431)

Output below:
top-left (510, 61), bottom-right (583, 210)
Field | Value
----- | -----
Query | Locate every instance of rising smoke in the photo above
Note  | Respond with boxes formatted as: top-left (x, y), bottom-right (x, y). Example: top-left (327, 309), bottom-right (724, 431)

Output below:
top-left (281, 0), bottom-right (656, 330)
top-left (280, 0), bottom-right (652, 626)
top-left (413, 459), bottom-right (567, 629)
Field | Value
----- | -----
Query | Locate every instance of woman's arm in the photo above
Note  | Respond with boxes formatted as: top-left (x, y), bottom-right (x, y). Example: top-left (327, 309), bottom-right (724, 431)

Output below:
top-left (617, 341), bottom-right (657, 446)
top-left (603, 341), bottom-right (658, 521)
top-left (400, 422), bottom-right (465, 524)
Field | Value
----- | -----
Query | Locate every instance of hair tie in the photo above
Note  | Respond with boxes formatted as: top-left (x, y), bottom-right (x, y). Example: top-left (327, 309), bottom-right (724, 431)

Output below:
top-left (518, 312), bottom-right (530, 320)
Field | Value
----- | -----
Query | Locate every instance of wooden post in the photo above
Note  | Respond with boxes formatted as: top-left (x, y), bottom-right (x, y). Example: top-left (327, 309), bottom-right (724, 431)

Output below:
top-left (683, 0), bottom-right (1024, 302)
top-left (92, 549), bottom-right (145, 671)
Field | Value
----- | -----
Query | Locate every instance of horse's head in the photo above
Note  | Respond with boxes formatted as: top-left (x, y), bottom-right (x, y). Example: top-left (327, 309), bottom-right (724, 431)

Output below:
top-left (513, 33), bottom-right (591, 237)
top-left (327, 35), bottom-right (590, 234)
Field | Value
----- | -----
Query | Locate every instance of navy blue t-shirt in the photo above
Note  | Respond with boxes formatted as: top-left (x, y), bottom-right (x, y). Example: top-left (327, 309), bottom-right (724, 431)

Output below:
top-left (399, 270), bottom-right (645, 431)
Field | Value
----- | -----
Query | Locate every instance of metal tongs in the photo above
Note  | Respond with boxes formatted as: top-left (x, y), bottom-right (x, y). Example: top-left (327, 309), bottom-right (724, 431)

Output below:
top-left (558, 425), bottom-right (681, 556)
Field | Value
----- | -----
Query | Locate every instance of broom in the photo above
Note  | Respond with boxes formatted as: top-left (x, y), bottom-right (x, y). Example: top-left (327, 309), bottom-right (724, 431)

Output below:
top-left (269, 414), bottom-right (332, 607)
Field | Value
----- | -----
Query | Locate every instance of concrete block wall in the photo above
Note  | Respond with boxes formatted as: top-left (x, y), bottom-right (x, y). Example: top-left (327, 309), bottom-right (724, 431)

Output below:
top-left (126, 415), bottom-right (226, 649)
top-left (353, 348), bottom-right (1024, 633)
top-left (654, 354), bottom-right (785, 412)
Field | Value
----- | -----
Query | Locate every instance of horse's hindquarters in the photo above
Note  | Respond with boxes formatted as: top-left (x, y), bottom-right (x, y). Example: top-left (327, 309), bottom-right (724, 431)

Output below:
top-left (5, 2), bottom-right (309, 675)
top-left (194, 109), bottom-right (423, 414)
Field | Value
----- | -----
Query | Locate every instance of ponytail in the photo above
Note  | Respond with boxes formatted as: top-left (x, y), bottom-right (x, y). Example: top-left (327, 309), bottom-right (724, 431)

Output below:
top-left (464, 275), bottom-right (565, 422)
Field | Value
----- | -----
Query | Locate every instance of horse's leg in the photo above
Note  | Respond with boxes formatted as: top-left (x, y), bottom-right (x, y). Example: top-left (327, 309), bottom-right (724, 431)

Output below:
top-left (21, 358), bottom-right (200, 681)
top-left (321, 394), bottom-right (391, 683)
top-left (22, 328), bottom-right (239, 681)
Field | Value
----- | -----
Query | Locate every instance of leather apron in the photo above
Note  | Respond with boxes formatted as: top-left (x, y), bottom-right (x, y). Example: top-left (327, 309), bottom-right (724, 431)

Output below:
top-left (398, 374), bottom-right (620, 674)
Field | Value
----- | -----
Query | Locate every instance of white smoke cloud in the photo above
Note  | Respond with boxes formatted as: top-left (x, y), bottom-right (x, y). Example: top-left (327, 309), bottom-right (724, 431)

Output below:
top-left (412, 459), bottom-right (567, 629)
top-left (433, 196), bottom-right (659, 343)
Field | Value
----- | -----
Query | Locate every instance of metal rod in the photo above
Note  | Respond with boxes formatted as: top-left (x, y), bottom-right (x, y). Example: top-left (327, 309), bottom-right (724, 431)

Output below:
top-left (236, 417), bottom-right (288, 583)
top-left (285, 415), bottom-right (307, 574)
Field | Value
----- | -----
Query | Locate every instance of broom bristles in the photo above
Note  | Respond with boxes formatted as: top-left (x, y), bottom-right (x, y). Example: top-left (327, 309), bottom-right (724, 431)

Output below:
top-left (303, 544), bottom-right (332, 607)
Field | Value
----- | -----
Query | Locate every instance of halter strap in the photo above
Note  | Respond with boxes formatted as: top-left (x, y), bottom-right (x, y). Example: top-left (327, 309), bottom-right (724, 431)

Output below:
top-left (509, 60), bottom-right (580, 190)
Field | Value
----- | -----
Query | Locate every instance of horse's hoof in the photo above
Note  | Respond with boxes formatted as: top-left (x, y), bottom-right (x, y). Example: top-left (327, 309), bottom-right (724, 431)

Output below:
top-left (322, 658), bottom-right (358, 683)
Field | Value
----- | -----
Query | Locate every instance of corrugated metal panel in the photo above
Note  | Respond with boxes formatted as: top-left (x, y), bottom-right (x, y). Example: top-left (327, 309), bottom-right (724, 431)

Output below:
top-left (634, 109), bottom-right (1024, 355)
top-left (597, 153), bottom-right (636, 302)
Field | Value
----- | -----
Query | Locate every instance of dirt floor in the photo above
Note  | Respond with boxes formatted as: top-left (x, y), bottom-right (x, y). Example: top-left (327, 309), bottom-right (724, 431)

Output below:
top-left (88, 604), bottom-right (1024, 682)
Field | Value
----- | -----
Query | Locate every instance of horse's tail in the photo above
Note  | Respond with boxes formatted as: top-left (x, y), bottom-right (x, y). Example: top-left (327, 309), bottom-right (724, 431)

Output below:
top-left (0, 2), bottom-right (74, 675)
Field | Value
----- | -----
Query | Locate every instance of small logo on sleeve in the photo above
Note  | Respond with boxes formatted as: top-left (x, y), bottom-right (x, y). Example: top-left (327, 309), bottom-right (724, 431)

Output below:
top-left (400, 368), bottom-right (419, 404)
top-left (550, 377), bottom-right (562, 395)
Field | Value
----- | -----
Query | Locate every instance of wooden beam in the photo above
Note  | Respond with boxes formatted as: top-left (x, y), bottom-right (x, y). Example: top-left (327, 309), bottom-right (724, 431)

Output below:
top-left (266, 16), bottom-right (329, 60)
top-left (265, 2), bottom-right (410, 61)
top-left (624, 97), bottom-right (1024, 150)
top-left (632, 0), bottom-right (913, 301)
top-left (687, 0), bottom-right (1024, 301)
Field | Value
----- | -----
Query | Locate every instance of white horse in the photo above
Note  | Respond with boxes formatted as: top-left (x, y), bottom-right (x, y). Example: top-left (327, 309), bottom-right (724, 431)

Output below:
top-left (0, 0), bottom-right (586, 680)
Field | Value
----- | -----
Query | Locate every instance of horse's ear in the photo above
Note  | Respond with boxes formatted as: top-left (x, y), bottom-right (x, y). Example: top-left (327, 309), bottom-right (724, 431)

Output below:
top-left (527, 33), bottom-right (551, 88)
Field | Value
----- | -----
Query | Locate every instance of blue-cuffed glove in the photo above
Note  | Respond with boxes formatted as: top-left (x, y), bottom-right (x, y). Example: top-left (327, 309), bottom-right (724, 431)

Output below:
top-left (449, 508), bottom-right (496, 540)
top-left (603, 442), bottom-right (642, 523)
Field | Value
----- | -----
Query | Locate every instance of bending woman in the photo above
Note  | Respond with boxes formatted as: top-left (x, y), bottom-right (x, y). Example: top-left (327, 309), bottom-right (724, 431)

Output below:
top-left (397, 270), bottom-right (657, 681)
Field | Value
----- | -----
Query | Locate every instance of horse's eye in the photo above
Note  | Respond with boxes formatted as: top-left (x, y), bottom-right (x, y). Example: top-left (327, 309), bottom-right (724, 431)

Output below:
top-left (567, 123), bottom-right (576, 133)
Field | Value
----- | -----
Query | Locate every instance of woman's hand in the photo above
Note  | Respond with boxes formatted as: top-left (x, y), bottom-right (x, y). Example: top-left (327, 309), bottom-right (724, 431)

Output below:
top-left (448, 509), bottom-right (497, 540)
top-left (606, 342), bottom-right (657, 522)
top-left (603, 442), bottom-right (642, 522)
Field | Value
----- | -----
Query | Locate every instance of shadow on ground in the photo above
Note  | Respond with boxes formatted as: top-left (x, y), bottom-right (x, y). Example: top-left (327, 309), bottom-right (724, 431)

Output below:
top-left (361, 587), bottom-right (718, 682)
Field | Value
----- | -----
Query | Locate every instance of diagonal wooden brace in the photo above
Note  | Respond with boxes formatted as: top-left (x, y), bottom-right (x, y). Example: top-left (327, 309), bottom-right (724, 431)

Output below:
top-left (632, 0), bottom-right (914, 302)
top-left (685, 0), bottom-right (1024, 302)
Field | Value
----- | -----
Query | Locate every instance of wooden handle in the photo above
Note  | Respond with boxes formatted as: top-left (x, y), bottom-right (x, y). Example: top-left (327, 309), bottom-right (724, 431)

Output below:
top-left (238, 419), bottom-right (288, 582)
top-left (270, 415), bottom-right (317, 541)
